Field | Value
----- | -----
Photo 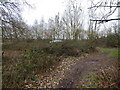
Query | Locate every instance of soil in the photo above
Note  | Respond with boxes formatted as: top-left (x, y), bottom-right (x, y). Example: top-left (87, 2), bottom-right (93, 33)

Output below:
top-left (56, 51), bottom-right (118, 88)
top-left (30, 50), bottom-right (118, 88)
top-left (3, 50), bottom-right (23, 58)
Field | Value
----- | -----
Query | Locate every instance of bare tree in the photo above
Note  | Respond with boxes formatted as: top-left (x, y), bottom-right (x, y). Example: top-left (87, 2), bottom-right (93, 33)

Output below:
top-left (62, 0), bottom-right (83, 40)
top-left (87, 0), bottom-right (119, 40)
top-left (48, 18), bottom-right (56, 39)
top-left (88, 0), bottom-right (119, 24)
top-left (54, 13), bottom-right (61, 39)
top-left (1, 0), bottom-right (31, 39)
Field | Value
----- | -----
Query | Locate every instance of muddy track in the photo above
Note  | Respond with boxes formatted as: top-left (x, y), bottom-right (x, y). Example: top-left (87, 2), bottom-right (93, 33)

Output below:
top-left (26, 51), bottom-right (117, 88)
top-left (57, 52), bottom-right (117, 88)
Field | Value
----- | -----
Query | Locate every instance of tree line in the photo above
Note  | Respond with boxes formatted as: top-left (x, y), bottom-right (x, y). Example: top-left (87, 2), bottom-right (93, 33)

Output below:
top-left (1, 0), bottom-right (119, 41)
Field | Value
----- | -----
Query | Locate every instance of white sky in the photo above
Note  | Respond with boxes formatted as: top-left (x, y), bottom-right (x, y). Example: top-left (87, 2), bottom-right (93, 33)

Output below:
top-left (21, 0), bottom-right (118, 28)
top-left (21, 0), bottom-right (66, 25)
top-left (21, 0), bottom-right (90, 25)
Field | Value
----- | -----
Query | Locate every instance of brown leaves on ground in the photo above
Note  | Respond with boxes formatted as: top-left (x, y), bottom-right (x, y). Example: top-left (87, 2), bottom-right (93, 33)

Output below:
top-left (25, 53), bottom-right (89, 88)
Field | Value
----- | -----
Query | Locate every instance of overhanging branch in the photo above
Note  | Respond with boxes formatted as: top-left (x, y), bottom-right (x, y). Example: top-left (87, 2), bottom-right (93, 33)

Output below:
top-left (90, 18), bottom-right (120, 23)
top-left (88, 5), bottom-right (120, 9)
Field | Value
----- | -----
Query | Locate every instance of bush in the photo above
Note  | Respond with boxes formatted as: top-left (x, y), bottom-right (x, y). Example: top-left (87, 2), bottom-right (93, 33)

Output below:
top-left (42, 40), bottom-right (96, 57)
top-left (107, 33), bottom-right (119, 47)
top-left (23, 48), bottom-right (56, 70)
top-left (96, 65), bottom-right (119, 88)
top-left (2, 48), bottom-right (57, 88)
top-left (2, 40), bottom-right (96, 88)
top-left (26, 39), bottom-right (34, 43)
top-left (79, 65), bottom-right (119, 88)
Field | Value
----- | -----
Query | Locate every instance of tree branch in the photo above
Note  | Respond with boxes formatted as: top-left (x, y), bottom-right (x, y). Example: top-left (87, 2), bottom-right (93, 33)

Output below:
top-left (88, 5), bottom-right (120, 9)
top-left (90, 18), bottom-right (120, 23)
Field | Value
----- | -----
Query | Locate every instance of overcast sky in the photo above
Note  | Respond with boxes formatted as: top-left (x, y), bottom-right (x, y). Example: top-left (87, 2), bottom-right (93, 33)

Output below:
top-left (21, 0), bottom-right (91, 25)
top-left (21, 0), bottom-right (66, 25)
top-left (21, 0), bottom-right (118, 29)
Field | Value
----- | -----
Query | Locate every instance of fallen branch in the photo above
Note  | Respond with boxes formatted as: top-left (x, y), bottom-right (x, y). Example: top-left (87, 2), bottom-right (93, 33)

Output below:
top-left (103, 80), bottom-right (120, 88)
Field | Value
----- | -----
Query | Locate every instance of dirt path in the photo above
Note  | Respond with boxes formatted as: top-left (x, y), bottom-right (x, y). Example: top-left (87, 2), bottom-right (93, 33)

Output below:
top-left (56, 52), bottom-right (117, 88)
top-left (26, 51), bottom-right (118, 88)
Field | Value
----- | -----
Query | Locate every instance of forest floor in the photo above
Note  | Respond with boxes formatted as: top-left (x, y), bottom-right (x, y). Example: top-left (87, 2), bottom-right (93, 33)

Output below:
top-left (25, 48), bottom-right (118, 88)
top-left (2, 38), bottom-right (120, 88)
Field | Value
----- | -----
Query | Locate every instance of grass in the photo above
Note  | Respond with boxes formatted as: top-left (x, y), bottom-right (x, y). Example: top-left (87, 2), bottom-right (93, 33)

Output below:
top-left (78, 47), bottom-right (119, 88)
top-left (79, 73), bottom-right (100, 88)
top-left (96, 47), bottom-right (120, 57)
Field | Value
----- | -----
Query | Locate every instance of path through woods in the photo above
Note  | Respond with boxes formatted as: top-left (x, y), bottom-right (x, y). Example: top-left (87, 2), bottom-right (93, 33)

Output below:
top-left (26, 50), bottom-right (118, 88)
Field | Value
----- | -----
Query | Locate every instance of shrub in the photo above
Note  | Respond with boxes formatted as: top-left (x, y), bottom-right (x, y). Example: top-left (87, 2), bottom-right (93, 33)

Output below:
top-left (79, 65), bottom-right (119, 88)
top-left (2, 48), bottom-right (57, 88)
top-left (42, 40), bottom-right (96, 57)
top-left (2, 40), bottom-right (96, 88)
top-left (96, 65), bottom-right (119, 88)
top-left (23, 48), bottom-right (57, 70)
top-left (106, 33), bottom-right (119, 47)
top-left (26, 39), bottom-right (34, 43)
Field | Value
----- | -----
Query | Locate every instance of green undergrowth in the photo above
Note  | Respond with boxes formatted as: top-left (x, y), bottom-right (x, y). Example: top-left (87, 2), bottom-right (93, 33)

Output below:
top-left (43, 42), bottom-right (95, 57)
top-left (2, 39), bottom-right (96, 88)
top-left (79, 66), bottom-right (118, 88)
top-left (79, 73), bottom-right (100, 88)
top-left (2, 53), bottom-right (57, 88)
top-left (97, 47), bottom-right (119, 57)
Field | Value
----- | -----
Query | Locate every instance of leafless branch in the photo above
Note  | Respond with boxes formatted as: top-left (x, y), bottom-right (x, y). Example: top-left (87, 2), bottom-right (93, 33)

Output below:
top-left (89, 5), bottom-right (120, 9)
top-left (90, 18), bottom-right (120, 23)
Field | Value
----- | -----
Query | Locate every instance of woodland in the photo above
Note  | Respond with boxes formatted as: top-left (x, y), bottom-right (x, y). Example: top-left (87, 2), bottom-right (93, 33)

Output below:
top-left (1, 0), bottom-right (120, 88)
